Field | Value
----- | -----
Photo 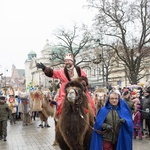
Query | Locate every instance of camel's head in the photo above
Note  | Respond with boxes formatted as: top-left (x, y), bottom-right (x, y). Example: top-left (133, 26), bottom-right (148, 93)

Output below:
top-left (42, 90), bottom-right (52, 102)
top-left (95, 92), bottom-right (106, 106)
top-left (65, 80), bottom-right (85, 105)
top-left (32, 90), bottom-right (43, 101)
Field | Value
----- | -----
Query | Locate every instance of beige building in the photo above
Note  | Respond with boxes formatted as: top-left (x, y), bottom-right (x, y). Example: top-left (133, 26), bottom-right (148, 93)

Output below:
top-left (24, 41), bottom-right (150, 91)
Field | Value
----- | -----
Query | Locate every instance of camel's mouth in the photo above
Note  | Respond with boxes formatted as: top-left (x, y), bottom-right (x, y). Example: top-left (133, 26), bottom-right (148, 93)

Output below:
top-left (67, 88), bottom-right (76, 104)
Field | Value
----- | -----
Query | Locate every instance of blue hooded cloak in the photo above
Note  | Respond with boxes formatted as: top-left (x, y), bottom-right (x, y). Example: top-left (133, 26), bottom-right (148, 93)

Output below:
top-left (90, 98), bottom-right (133, 150)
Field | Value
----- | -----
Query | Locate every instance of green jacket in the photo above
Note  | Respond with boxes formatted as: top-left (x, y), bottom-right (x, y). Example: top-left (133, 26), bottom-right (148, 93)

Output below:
top-left (0, 101), bottom-right (10, 121)
top-left (102, 109), bottom-right (121, 144)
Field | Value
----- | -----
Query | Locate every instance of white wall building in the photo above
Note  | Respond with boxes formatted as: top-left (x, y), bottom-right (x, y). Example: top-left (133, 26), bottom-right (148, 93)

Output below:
top-left (24, 40), bottom-right (53, 91)
top-left (24, 40), bottom-right (150, 91)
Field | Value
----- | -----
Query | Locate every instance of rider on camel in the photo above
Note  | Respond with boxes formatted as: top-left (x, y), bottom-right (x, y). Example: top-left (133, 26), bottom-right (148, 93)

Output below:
top-left (36, 54), bottom-right (95, 119)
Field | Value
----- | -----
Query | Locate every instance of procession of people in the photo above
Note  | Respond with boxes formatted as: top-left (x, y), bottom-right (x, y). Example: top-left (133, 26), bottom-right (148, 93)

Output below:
top-left (0, 54), bottom-right (150, 150)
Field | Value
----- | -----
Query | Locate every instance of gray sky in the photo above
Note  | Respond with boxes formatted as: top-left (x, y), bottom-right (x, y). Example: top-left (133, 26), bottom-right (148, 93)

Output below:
top-left (0, 0), bottom-right (95, 76)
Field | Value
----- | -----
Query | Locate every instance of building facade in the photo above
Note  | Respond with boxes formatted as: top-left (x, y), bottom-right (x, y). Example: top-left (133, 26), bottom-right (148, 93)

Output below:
top-left (24, 41), bottom-right (150, 91)
top-left (0, 65), bottom-right (25, 95)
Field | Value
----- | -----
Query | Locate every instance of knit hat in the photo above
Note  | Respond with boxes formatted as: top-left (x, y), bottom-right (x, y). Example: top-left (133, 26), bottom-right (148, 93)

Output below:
top-left (109, 89), bottom-right (121, 97)
top-left (64, 54), bottom-right (74, 61)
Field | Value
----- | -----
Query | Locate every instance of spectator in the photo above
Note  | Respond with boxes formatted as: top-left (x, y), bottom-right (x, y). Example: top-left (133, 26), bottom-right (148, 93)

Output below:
top-left (131, 90), bottom-right (141, 108)
top-left (15, 95), bottom-right (21, 120)
top-left (0, 96), bottom-right (11, 141)
top-left (133, 104), bottom-right (143, 140)
top-left (142, 87), bottom-right (150, 139)
top-left (122, 90), bottom-right (135, 113)
top-left (6, 95), bottom-right (18, 125)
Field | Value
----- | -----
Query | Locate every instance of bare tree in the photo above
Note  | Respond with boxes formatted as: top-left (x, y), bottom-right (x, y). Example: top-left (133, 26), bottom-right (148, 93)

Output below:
top-left (103, 48), bottom-right (116, 83)
top-left (87, 0), bottom-right (150, 84)
top-left (51, 23), bottom-right (93, 66)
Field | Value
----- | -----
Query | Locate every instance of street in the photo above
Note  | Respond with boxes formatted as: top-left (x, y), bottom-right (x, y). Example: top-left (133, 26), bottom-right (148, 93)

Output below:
top-left (0, 117), bottom-right (149, 150)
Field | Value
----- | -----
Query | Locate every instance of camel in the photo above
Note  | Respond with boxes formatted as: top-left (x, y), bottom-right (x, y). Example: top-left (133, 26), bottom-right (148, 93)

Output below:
top-left (56, 80), bottom-right (94, 150)
top-left (93, 87), bottom-right (107, 114)
top-left (31, 90), bottom-right (57, 128)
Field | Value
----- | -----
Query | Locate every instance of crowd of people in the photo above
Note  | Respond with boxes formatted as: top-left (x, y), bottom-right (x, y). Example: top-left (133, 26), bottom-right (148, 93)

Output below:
top-left (90, 84), bottom-right (150, 150)
top-left (36, 53), bottom-right (150, 149)
top-left (0, 83), bottom-right (150, 150)
top-left (115, 84), bottom-right (150, 141)
top-left (0, 53), bottom-right (150, 150)
top-left (0, 93), bottom-right (35, 141)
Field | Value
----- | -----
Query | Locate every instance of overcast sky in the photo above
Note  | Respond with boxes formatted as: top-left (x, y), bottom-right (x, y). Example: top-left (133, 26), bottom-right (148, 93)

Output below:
top-left (0, 0), bottom-right (95, 76)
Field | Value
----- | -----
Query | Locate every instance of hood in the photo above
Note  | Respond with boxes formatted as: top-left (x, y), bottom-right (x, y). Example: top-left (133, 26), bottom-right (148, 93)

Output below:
top-left (105, 97), bottom-right (121, 110)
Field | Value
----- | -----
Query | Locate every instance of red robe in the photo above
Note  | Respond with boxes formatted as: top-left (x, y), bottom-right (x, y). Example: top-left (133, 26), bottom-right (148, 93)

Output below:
top-left (44, 67), bottom-right (95, 117)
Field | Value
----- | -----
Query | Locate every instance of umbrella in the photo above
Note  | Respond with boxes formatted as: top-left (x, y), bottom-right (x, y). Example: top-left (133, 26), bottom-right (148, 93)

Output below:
top-left (127, 84), bottom-right (141, 89)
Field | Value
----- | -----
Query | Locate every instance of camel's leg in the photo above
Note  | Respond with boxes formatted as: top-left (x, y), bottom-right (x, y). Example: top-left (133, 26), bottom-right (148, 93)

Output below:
top-left (53, 118), bottom-right (58, 145)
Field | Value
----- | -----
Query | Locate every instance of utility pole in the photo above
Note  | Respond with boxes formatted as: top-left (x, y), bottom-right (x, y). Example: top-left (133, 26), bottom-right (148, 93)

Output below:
top-left (93, 55), bottom-right (101, 84)
top-left (4, 69), bottom-right (8, 95)
top-left (96, 38), bottom-right (105, 86)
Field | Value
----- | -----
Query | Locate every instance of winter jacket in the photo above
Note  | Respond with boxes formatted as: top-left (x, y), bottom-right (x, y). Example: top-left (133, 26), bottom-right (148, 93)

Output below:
top-left (123, 98), bottom-right (135, 112)
top-left (133, 111), bottom-right (142, 130)
top-left (142, 96), bottom-right (150, 119)
top-left (102, 108), bottom-right (121, 144)
top-left (0, 101), bottom-right (10, 121)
